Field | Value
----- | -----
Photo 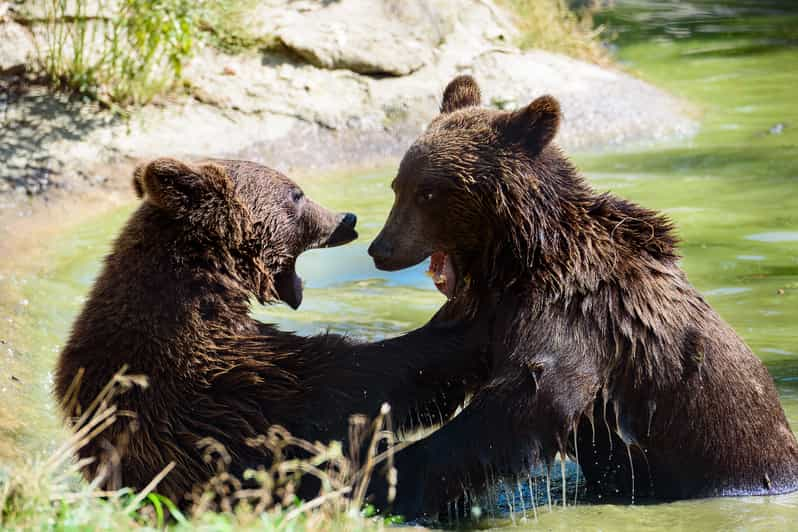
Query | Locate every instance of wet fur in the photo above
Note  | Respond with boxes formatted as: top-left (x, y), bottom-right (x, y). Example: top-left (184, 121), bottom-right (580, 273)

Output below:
top-left (373, 76), bottom-right (798, 518)
top-left (55, 158), bottom-right (488, 507)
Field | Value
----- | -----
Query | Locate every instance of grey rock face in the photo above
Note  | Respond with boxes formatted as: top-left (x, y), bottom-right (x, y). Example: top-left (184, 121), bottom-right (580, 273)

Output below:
top-left (0, 21), bottom-right (35, 74)
top-left (273, 0), bottom-right (460, 76)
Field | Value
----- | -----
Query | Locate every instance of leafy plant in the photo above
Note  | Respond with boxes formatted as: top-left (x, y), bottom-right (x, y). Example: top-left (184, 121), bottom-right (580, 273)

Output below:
top-left (41, 0), bottom-right (199, 105)
top-left (39, 0), bottom-right (262, 105)
top-left (104, 0), bottom-right (197, 103)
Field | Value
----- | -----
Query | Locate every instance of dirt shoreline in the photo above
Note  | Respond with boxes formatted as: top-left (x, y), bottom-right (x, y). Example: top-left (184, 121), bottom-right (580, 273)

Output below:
top-left (0, 87), bottom-right (697, 248)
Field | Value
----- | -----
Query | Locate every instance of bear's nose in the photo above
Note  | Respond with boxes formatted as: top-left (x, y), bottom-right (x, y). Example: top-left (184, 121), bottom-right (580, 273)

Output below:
top-left (367, 238), bottom-right (393, 260)
top-left (323, 212), bottom-right (358, 248)
top-left (341, 212), bottom-right (357, 229)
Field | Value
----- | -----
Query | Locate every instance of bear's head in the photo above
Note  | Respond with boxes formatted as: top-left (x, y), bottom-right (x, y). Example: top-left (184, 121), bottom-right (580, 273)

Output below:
top-left (368, 75), bottom-right (567, 300)
top-left (133, 158), bottom-right (357, 309)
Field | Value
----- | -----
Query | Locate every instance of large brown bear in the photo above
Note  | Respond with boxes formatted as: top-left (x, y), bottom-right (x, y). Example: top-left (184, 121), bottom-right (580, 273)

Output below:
top-left (368, 76), bottom-right (798, 518)
top-left (54, 158), bottom-right (488, 507)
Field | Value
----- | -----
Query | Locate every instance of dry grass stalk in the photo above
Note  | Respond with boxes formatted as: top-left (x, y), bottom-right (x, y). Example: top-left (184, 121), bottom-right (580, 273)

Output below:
top-left (3, 367), bottom-right (401, 529)
top-left (502, 0), bottom-right (610, 65)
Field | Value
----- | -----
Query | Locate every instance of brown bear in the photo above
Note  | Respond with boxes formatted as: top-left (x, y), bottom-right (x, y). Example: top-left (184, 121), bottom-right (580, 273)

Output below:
top-left (54, 158), bottom-right (489, 508)
top-left (367, 75), bottom-right (798, 519)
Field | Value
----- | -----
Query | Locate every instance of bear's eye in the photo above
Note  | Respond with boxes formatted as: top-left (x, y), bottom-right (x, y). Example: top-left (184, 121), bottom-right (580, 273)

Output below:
top-left (418, 191), bottom-right (434, 203)
top-left (290, 189), bottom-right (304, 203)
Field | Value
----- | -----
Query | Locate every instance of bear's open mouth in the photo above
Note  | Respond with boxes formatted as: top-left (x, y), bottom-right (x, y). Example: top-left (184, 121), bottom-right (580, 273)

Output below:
top-left (427, 251), bottom-right (457, 300)
top-left (274, 266), bottom-right (303, 310)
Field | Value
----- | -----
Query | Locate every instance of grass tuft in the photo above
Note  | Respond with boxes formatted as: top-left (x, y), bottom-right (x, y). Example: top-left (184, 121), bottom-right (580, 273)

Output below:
top-left (199, 0), bottom-right (270, 54)
top-left (501, 0), bottom-right (610, 64)
top-left (38, 0), bottom-right (263, 106)
top-left (1, 369), bottom-right (400, 530)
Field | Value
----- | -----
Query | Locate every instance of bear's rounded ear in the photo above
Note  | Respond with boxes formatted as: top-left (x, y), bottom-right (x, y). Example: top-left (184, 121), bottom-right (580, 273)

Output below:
top-left (499, 95), bottom-right (561, 156)
top-left (132, 158), bottom-right (234, 214)
top-left (441, 75), bottom-right (481, 114)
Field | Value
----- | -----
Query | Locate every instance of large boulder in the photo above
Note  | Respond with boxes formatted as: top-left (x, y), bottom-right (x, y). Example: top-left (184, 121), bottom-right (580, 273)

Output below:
top-left (273, 0), bottom-right (461, 76)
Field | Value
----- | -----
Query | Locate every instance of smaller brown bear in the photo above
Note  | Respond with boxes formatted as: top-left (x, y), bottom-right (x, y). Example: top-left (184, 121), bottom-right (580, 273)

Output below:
top-left (55, 158), bottom-right (488, 508)
top-left (368, 75), bottom-right (798, 518)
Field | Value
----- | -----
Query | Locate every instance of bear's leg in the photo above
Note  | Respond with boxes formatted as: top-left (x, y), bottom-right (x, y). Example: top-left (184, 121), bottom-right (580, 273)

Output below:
top-left (574, 397), bottom-right (655, 502)
top-left (370, 350), bottom-right (602, 520)
top-left (369, 385), bottom-right (551, 520)
top-left (294, 312), bottom-right (492, 445)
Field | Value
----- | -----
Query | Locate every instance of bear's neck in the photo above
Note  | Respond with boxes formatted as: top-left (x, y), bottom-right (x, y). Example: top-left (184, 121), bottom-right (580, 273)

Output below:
top-left (470, 160), bottom-right (679, 302)
top-left (62, 209), bottom-right (255, 377)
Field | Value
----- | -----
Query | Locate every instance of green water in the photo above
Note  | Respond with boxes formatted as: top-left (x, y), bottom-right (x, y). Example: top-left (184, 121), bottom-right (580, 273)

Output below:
top-left (1, 0), bottom-right (797, 528)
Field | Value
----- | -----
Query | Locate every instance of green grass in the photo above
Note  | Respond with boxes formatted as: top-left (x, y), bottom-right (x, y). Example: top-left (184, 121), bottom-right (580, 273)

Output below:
top-left (0, 469), bottom-right (385, 531)
top-left (0, 370), bottom-right (398, 530)
top-left (0, 440), bottom-right (391, 531)
top-left (39, 0), bottom-right (264, 106)
top-left (199, 0), bottom-right (269, 54)
top-left (501, 0), bottom-right (610, 64)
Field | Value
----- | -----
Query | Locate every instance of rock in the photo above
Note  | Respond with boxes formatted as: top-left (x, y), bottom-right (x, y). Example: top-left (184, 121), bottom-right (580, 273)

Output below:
top-left (9, 0), bottom-right (115, 22)
top-left (186, 49), bottom-right (377, 129)
top-left (0, 21), bottom-right (35, 74)
top-left (275, 0), bottom-right (461, 76)
top-left (185, 0), bottom-right (518, 130)
top-left (249, 0), bottom-right (318, 42)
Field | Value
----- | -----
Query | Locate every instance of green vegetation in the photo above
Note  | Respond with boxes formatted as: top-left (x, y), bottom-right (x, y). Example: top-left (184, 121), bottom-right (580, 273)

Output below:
top-left (501, 0), bottom-right (610, 64)
top-left (1, 466), bottom-right (385, 531)
top-left (0, 370), bottom-right (396, 530)
top-left (199, 0), bottom-right (267, 54)
top-left (39, 0), bottom-right (263, 105)
top-left (42, 0), bottom-right (197, 105)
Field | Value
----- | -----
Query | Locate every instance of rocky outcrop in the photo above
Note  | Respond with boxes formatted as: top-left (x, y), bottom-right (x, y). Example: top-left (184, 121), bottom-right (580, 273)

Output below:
top-left (272, 0), bottom-right (463, 76)
top-left (0, 0), bottom-right (697, 198)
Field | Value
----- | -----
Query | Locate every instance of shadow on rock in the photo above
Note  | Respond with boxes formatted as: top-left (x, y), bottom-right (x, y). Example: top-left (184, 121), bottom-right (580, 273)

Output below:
top-left (0, 79), bottom-right (113, 195)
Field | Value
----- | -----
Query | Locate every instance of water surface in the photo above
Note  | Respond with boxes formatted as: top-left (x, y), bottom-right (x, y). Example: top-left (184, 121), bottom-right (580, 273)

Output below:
top-left (1, 0), bottom-right (797, 528)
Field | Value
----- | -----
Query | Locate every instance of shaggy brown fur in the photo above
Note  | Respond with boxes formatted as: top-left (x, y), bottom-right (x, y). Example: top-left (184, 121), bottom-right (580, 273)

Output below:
top-left (368, 75), bottom-right (798, 518)
top-left (54, 158), bottom-right (489, 507)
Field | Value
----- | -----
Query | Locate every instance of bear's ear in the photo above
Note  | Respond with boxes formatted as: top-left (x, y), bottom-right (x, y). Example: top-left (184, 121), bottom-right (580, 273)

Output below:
top-left (132, 158), bottom-right (234, 214)
top-left (441, 75), bottom-right (481, 113)
top-left (498, 95), bottom-right (561, 156)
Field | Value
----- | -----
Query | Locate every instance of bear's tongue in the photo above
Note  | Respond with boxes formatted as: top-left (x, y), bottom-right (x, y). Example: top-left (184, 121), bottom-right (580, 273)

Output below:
top-left (275, 269), bottom-right (303, 309)
top-left (427, 252), bottom-right (456, 299)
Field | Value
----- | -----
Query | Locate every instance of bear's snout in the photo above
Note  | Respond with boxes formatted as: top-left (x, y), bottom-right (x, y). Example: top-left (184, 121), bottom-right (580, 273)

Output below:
top-left (368, 237), bottom-right (393, 260)
top-left (323, 212), bottom-right (358, 248)
top-left (369, 236), bottom-right (411, 272)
